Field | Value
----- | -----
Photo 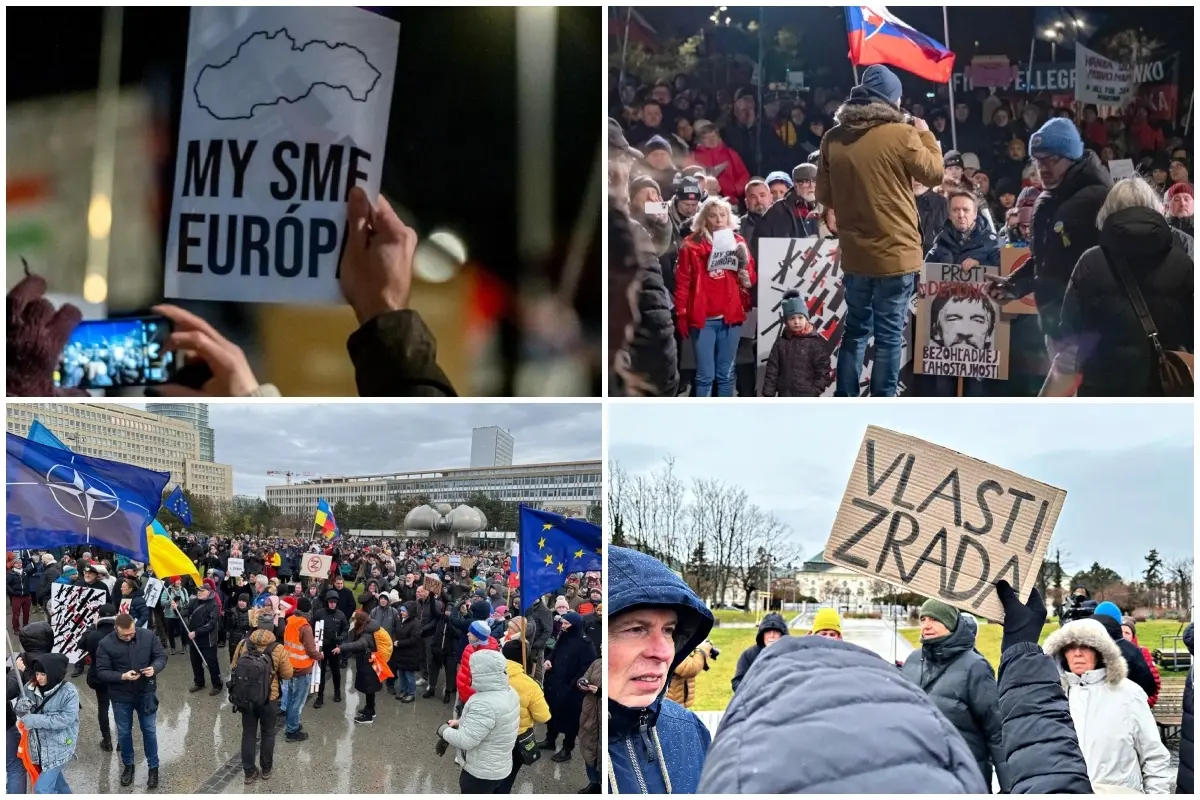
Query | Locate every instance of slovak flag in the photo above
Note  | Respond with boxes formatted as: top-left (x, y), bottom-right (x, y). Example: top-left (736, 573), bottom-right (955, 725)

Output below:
top-left (846, 6), bottom-right (955, 84)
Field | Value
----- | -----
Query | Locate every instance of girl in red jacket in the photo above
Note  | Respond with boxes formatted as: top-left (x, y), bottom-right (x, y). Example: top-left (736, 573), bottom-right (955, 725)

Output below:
top-left (691, 121), bottom-right (750, 203)
top-left (673, 196), bottom-right (756, 397)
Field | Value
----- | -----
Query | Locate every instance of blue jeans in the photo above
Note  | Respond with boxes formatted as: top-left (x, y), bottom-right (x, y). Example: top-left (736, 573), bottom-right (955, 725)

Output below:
top-left (836, 273), bottom-right (916, 397)
top-left (280, 678), bottom-right (288, 710)
top-left (284, 675), bottom-right (308, 734)
top-left (398, 670), bottom-right (416, 697)
top-left (691, 319), bottom-right (740, 397)
top-left (7, 724), bottom-right (27, 794)
top-left (33, 764), bottom-right (71, 794)
top-left (112, 694), bottom-right (159, 768)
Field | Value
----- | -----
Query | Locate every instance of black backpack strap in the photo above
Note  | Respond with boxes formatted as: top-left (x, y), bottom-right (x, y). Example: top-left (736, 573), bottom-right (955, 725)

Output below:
top-left (1101, 243), bottom-right (1166, 361)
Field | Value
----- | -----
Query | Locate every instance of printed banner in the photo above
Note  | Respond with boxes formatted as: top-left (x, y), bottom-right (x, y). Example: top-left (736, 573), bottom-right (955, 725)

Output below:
top-left (1075, 43), bottom-right (1136, 107)
top-left (226, 557), bottom-right (245, 577)
top-left (756, 237), bottom-right (913, 396)
top-left (707, 228), bottom-right (740, 274)
top-left (163, 6), bottom-right (400, 304)
top-left (824, 426), bottom-right (1067, 621)
top-left (50, 583), bottom-right (109, 664)
top-left (914, 263), bottom-right (1010, 380)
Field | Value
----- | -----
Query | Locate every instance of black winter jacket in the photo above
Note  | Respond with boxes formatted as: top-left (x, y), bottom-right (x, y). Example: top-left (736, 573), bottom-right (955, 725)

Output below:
top-left (926, 215), bottom-right (1001, 268)
top-left (1093, 613), bottom-right (1160, 700)
top-left (7, 568), bottom-right (33, 597)
top-left (762, 329), bottom-right (830, 396)
top-left (82, 616), bottom-right (117, 689)
top-left (1059, 206), bottom-right (1193, 396)
top-left (901, 617), bottom-right (1010, 791)
top-left (1178, 623), bottom-right (1194, 795)
top-left (346, 310), bottom-right (456, 397)
top-left (527, 601), bottom-right (553, 651)
top-left (917, 189), bottom-right (949, 255)
top-left (1008, 151), bottom-right (1113, 339)
top-left (391, 603), bottom-right (424, 673)
top-left (225, 605), bottom-right (253, 643)
top-left (626, 218), bottom-right (679, 397)
top-left (731, 612), bottom-right (790, 693)
top-left (184, 595), bottom-right (219, 648)
top-left (755, 192), bottom-right (823, 242)
top-left (117, 590), bottom-right (149, 629)
top-left (313, 604), bottom-right (348, 649)
top-left (95, 627), bottom-right (168, 703)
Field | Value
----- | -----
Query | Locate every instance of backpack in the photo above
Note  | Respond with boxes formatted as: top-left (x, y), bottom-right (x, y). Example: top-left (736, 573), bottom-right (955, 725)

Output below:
top-left (228, 639), bottom-right (277, 710)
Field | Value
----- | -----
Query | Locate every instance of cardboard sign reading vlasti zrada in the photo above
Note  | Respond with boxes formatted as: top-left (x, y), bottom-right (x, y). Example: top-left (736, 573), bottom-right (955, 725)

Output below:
top-left (824, 426), bottom-right (1067, 621)
top-left (163, 6), bottom-right (400, 304)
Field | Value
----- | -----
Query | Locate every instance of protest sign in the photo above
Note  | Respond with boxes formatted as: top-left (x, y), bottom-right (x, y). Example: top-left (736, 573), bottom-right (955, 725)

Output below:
top-left (1075, 43), bottom-right (1136, 107)
top-left (226, 557), bottom-right (245, 577)
top-left (707, 228), bottom-right (739, 273)
top-left (311, 619), bottom-right (323, 694)
top-left (301, 553), bottom-right (333, 578)
top-left (825, 426), bottom-right (1066, 621)
top-left (50, 584), bottom-right (109, 663)
top-left (756, 237), bottom-right (914, 396)
top-left (449, 554), bottom-right (461, 567)
top-left (914, 263), bottom-right (1010, 381)
top-left (998, 248), bottom-right (1038, 316)
top-left (1107, 159), bottom-right (1137, 181)
top-left (163, 6), bottom-right (400, 304)
top-left (143, 577), bottom-right (165, 609)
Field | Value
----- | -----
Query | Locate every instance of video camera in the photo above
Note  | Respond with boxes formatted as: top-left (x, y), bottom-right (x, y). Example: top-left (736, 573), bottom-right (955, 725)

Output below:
top-left (701, 640), bottom-right (720, 670)
top-left (1061, 593), bottom-right (1097, 623)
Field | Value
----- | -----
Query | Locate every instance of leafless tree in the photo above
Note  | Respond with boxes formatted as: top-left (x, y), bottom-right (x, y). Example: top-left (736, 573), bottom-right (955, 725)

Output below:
top-left (1168, 557), bottom-right (1193, 616)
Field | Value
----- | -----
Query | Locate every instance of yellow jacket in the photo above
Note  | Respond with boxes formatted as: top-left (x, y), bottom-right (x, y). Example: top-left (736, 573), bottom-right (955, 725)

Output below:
top-left (505, 659), bottom-right (551, 733)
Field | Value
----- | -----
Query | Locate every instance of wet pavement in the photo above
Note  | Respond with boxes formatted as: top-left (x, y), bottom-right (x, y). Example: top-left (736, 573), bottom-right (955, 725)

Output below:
top-left (52, 644), bottom-right (588, 794)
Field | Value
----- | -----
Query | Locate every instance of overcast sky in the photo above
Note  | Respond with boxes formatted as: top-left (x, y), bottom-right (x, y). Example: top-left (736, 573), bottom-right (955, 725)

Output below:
top-left (609, 403), bottom-right (1194, 580)
top-left (168, 403), bottom-right (601, 498)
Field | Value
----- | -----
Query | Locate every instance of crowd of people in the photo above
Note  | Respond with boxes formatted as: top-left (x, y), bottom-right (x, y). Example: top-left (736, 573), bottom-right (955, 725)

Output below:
top-left (607, 544), bottom-right (1193, 794)
top-left (609, 63), bottom-right (1193, 398)
top-left (6, 534), bottom-right (603, 793)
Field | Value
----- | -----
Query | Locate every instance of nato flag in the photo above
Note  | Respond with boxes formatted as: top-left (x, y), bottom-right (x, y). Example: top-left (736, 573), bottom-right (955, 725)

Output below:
top-left (166, 486), bottom-right (193, 527)
top-left (6, 433), bottom-right (169, 561)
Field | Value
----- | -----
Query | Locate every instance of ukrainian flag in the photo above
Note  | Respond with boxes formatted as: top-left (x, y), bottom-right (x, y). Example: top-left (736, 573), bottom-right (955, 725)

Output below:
top-left (314, 498), bottom-right (338, 540)
top-left (146, 521), bottom-right (202, 585)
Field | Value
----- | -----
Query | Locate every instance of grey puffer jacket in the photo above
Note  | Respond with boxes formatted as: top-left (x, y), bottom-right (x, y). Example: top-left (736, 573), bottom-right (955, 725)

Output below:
top-left (701, 636), bottom-right (986, 793)
top-left (13, 654), bottom-right (79, 771)
top-left (440, 649), bottom-right (520, 781)
top-left (901, 616), bottom-right (1010, 791)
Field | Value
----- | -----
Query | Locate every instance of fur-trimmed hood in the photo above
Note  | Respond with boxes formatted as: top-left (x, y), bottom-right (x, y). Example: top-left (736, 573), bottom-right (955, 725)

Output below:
top-left (832, 99), bottom-right (906, 133)
top-left (1043, 618), bottom-right (1127, 686)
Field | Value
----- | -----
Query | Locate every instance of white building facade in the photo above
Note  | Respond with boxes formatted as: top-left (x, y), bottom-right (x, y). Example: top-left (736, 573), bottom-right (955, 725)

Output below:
top-left (470, 426), bottom-right (515, 468)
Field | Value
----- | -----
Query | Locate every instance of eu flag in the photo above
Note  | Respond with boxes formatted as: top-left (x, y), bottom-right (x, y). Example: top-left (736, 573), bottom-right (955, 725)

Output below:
top-left (166, 486), bottom-right (193, 526)
top-left (6, 433), bottom-right (169, 561)
top-left (518, 505), bottom-right (601, 612)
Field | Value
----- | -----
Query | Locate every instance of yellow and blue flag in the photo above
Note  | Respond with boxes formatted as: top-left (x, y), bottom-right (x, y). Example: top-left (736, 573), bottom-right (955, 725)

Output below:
top-left (517, 505), bottom-right (600, 612)
top-left (146, 520), bottom-right (201, 585)
top-left (165, 486), bottom-right (193, 527)
top-left (314, 498), bottom-right (338, 540)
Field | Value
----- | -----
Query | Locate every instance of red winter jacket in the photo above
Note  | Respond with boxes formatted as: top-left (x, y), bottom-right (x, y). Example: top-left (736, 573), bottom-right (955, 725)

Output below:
top-left (1128, 120), bottom-right (1164, 155)
top-left (673, 231), bottom-right (756, 334)
top-left (1130, 634), bottom-right (1162, 707)
top-left (456, 636), bottom-right (500, 702)
top-left (692, 141), bottom-right (751, 201)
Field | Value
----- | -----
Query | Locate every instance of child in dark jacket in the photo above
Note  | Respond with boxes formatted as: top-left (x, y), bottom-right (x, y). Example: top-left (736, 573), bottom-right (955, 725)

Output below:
top-left (762, 290), bottom-right (831, 397)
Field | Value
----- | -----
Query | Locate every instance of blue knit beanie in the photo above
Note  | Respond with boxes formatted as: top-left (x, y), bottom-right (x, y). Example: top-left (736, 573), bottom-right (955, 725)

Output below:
top-left (850, 64), bottom-right (903, 107)
top-left (1093, 601), bottom-right (1122, 623)
top-left (1029, 118), bottom-right (1084, 161)
top-left (765, 170), bottom-right (793, 189)
top-left (468, 620), bottom-right (491, 641)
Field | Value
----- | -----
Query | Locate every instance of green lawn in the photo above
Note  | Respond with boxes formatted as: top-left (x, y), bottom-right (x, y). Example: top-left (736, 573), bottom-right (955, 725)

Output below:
top-left (712, 609), bottom-right (767, 624)
top-left (693, 627), bottom-right (809, 711)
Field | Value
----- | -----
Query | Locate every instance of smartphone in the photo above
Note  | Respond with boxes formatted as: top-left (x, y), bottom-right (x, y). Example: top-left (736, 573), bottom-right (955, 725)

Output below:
top-left (55, 316), bottom-right (178, 390)
top-left (644, 201), bottom-right (669, 215)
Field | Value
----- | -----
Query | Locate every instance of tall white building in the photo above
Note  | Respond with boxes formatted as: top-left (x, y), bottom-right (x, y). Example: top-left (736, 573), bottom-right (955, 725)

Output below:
top-left (470, 426), bottom-right (515, 468)
top-left (6, 403), bottom-right (234, 502)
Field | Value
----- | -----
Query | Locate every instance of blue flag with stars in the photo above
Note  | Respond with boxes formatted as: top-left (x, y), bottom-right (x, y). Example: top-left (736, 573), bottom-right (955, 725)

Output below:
top-left (166, 486), bottom-right (193, 526)
top-left (518, 505), bottom-right (601, 613)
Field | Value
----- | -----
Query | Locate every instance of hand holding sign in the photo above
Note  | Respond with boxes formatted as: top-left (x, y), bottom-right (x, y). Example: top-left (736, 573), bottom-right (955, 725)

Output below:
top-left (152, 305), bottom-right (260, 397)
top-left (339, 186), bottom-right (416, 327)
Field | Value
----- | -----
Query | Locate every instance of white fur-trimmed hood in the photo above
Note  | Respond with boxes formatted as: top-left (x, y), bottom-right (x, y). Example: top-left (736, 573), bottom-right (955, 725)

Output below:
top-left (1043, 618), bottom-right (1127, 685)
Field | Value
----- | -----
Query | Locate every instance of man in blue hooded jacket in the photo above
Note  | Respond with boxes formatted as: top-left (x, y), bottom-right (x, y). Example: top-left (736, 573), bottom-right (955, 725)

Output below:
top-left (608, 545), bottom-right (714, 794)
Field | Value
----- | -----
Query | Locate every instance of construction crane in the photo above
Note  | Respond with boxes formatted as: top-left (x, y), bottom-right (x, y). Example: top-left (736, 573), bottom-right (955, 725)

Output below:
top-left (266, 470), bottom-right (317, 485)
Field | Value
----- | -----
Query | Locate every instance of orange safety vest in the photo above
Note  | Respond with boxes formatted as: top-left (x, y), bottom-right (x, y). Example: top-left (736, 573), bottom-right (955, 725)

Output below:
top-left (283, 615), bottom-right (314, 670)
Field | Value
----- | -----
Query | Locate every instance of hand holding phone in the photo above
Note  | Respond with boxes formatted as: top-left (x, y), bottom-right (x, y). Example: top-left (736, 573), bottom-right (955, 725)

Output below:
top-left (151, 305), bottom-right (260, 397)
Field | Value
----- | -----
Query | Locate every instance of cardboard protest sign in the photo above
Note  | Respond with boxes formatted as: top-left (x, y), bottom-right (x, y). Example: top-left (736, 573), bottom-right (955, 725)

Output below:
top-left (1107, 158), bottom-right (1137, 181)
top-left (1075, 43), bottom-right (1136, 107)
top-left (300, 553), bottom-right (333, 578)
top-left (707, 229), bottom-right (740, 274)
top-left (164, 6), bottom-right (400, 304)
top-left (998, 248), bottom-right (1038, 316)
top-left (756, 237), bottom-right (914, 396)
top-left (423, 573), bottom-right (443, 593)
top-left (50, 584), bottom-right (109, 663)
top-left (143, 577), bottom-right (165, 609)
top-left (226, 557), bottom-right (245, 577)
top-left (914, 263), bottom-right (1010, 381)
top-left (825, 426), bottom-right (1066, 621)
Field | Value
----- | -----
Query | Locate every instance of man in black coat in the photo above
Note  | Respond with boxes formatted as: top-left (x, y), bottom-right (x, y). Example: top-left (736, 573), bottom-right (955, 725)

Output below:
top-left (915, 180), bottom-right (949, 256)
top-left (754, 163), bottom-right (824, 244)
top-left (96, 613), bottom-right (168, 788)
top-left (539, 612), bottom-right (594, 762)
top-left (527, 596), bottom-right (554, 680)
top-left (424, 589), bottom-right (458, 703)
top-left (178, 584), bottom-right (222, 694)
top-left (313, 590), bottom-right (348, 707)
top-left (82, 604), bottom-right (119, 751)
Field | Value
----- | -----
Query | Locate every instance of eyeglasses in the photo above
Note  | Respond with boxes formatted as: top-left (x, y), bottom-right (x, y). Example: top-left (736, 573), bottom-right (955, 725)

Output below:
top-left (1033, 155), bottom-right (1064, 170)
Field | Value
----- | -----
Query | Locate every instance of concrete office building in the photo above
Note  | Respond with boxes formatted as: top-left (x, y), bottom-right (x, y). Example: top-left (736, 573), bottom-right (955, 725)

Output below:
top-left (266, 460), bottom-right (601, 521)
top-left (470, 426), bottom-right (515, 468)
top-left (6, 403), bottom-right (234, 502)
top-left (146, 402), bottom-right (215, 462)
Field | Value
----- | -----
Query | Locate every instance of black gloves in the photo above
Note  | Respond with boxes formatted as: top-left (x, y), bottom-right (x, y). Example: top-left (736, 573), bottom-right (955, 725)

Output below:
top-left (996, 580), bottom-right (1046, 653)
top-left (435, 731), bottom-right (449, 758)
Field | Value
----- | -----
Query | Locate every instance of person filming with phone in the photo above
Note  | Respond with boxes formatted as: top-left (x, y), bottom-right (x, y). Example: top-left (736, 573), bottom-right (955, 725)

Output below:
top-left (94, 612), bottom-right (168, 790)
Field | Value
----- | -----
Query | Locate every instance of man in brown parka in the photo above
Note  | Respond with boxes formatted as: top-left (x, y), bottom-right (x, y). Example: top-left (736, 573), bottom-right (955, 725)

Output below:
top-left (815, 64), bottom-right (943, 398)
top-left (230, 617), bottom-right (294, 784)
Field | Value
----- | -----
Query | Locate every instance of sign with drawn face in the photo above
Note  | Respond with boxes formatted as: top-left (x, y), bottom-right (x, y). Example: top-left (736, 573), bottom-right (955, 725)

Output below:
top-left (824, 426), bottom-right (1066, 621)
top-left (163, 6), bottom-right (400, 304)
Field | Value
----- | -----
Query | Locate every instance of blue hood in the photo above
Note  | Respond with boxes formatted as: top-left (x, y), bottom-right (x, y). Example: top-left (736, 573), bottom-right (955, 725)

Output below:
top-left (609, 545), bottom-right (713, 672)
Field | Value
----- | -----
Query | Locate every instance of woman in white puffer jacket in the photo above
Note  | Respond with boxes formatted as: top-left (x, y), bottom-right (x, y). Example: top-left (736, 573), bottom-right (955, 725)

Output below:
top-left (438, 648), bottom-right (521, 793)
top-left (1043, 618), bottom-right (1172, 794)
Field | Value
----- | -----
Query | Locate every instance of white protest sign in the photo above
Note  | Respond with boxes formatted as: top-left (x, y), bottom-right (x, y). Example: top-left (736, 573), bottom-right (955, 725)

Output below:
top-left (301, 553), bottom-right (333, 578)
top-left (449, 555), bottom-right (461, 567)
top-left (1075, 43), bottom-right (1136, 107)
top-left (707, 228), bottom-right (739, 273)
top-left (226, 557), bottom-right (245, 577)
top-left (164, 6), bottom-right (400, 304)
top-left (311, 619), bottom-right (323, 694)
top-left (1107, 158), bottom-right (1137, 181)
top-left (824, 426), bottom-right (1067, 621)
top-left (143, 577), bottom-right (165, 609)
top-left (914, 262), bottom-right (1010, 381)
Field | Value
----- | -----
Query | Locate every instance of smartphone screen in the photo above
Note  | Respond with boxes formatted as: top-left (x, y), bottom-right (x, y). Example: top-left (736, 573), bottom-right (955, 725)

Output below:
top-left (55, 317), bottom-right (177, 390)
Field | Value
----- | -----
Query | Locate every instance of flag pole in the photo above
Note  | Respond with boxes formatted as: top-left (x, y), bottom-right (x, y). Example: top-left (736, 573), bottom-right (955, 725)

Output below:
top-left (943, 6), bottom-right (958, 152)
top-left (844, 7), bottom-right (860, 85)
